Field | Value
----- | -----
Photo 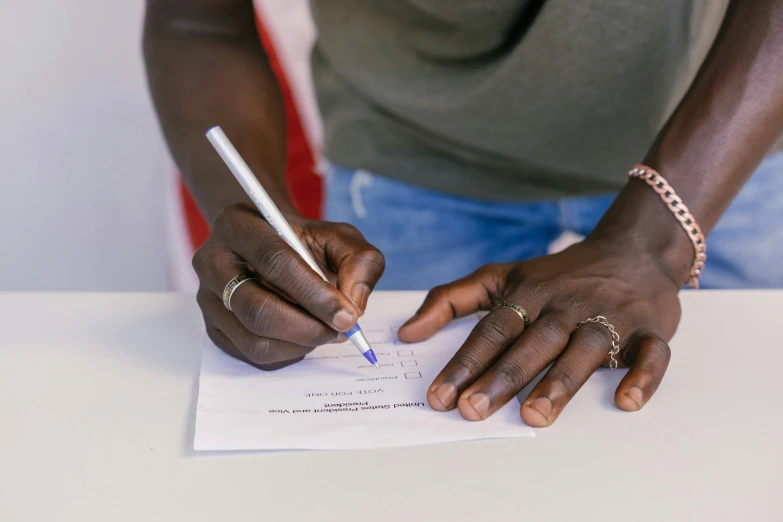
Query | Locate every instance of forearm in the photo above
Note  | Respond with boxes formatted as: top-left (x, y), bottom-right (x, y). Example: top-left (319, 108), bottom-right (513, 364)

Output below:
top-left (593, 0), bottom-right (783, 283)
top-left (143, 0), bottom-right (294, 223)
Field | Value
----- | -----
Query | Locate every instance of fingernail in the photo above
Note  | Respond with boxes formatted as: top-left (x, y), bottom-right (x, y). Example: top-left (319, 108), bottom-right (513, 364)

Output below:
top-left (466, 393), bottom-right (491, 419)
top-left (625, 387), bottom-right (644, 409)
top-left (528, 397), bottom-right (553, 420)
top-left (332, 309), bottom-right (355, 330)
top-left (350, 283), bottom-right (370, 310)
top-left (432, 382), bottom-right (457, 409)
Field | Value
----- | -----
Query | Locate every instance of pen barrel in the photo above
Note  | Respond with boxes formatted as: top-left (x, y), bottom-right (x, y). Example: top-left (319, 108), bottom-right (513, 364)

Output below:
top-left (206, 127), bottom-right (328, 281)
top-left (348, 328), bottom-right (372, 355)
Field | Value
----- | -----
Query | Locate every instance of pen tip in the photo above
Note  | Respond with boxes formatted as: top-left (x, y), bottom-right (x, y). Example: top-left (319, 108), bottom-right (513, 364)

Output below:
top-left (374, 363), bottom-right (380, 369)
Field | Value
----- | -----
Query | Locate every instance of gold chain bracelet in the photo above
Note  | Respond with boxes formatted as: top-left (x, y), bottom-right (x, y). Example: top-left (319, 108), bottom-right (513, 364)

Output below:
top-left (628, 165), bottom-right (707, 289)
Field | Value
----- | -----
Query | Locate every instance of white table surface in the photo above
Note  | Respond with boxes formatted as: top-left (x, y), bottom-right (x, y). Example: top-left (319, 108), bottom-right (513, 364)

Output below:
top-left (1, 291), bottom-right (781, 522)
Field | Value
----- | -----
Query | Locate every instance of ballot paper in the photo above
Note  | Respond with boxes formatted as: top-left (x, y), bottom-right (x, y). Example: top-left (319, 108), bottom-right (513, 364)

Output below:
top-left (194, 293), bottom-right (534, 451)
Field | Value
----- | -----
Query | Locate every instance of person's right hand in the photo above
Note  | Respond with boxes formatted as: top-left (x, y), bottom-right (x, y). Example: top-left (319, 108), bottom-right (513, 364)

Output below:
top-left (193, 203), bottom-right (385, 371)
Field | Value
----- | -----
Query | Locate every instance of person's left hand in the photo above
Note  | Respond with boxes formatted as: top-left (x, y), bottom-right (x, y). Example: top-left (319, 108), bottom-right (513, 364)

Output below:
top-left (397, 237), bottom-right (683, 427)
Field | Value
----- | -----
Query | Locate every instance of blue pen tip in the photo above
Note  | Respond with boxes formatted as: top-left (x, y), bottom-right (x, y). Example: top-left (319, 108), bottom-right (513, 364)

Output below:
top-left (363, 349), bottom-right (378, 366)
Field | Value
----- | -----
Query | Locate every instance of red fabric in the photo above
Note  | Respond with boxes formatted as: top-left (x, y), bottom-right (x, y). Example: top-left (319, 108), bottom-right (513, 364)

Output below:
top-left (254, 12), bottom-right (323, 221)
top-left (180, 180), bottom-right (211, 253)
top-left (179, 9), bottom-right (323, 252)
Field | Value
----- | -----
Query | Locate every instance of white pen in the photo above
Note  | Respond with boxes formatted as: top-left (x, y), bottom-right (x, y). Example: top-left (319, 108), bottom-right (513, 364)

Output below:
top-left (206, 126), bottom-right (379, 368)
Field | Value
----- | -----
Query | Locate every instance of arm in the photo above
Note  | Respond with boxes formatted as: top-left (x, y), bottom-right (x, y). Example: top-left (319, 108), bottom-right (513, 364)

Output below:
top-left (399, 0), bottom-right (783, 426)
top-left (595, 0), bottom-right (783, 283)
top-left (143, 0), bottom-right (292, 222)
top-left (144, 0), bottom-right (384, 370)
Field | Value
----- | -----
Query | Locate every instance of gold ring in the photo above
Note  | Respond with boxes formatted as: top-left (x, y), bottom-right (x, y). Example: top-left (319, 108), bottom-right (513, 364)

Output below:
top-left (492, 301), bottom-right (531, 328)
top-left (223, 274), bottom-right (255, 311)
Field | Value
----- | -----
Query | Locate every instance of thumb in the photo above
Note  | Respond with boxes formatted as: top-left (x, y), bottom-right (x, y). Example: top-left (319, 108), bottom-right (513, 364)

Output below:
top-left (323, 223), bottom-right (386, 312)
top-left (397, 264), bottom-right (508, 343)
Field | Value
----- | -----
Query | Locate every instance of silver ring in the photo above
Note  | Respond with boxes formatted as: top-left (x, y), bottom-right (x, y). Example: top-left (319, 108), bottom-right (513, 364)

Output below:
top-left (576, 316), bottom-right (621, 369)
top-left (222, 274), bottom-right (255, 311)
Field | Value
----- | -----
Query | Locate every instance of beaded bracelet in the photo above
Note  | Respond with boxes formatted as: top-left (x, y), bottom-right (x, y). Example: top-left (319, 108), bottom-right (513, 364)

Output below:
top-left (628, 165), bottom-right (707, 289)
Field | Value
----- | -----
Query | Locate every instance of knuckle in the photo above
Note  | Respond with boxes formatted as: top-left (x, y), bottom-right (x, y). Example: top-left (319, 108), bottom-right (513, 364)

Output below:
top-left (526, 341), bottom-right (553, 364)
top-left (216, 204), bottom-right (274, 242)
top-left (450, 354), bottom-right (487, 379)
top-left (358, 248), bottom-right (386, 275)
top-left (532, 283), bottom-right (553, 303)
top-left (644, 338), bottom-right (672, 365)
top-left (428, 284), bottom-right (450, 301)
top-left (507, 284), bottom-right (547, 311)
top-left (476, 262), bottom-right (499, 278)
top-left (333, 222), bottom-right (360, 237)
top-left (505, 265), bottom-right (526, 286)
top-left (481, 315), bottom-right (516, 343)
top-left (196, 288), bottom-right (212, 310)
top-left (546, 366), bottom-right (580, 396)
top-left (191, 247), bottom-right (207, 273)
top-left (476, 263), bottom-right (510, 300)
top-left (257, 244), bottom-right (298, 281)
top-left (206, 327), bottom-right (235, 357)
top-left (536, 318), bottom-right (570, 348)
top-left (561, 293), bottom-right (590, 312)
top-left (292, 278), bottom-right (337, 312)
top-left (601, 306), bottom-right (623, 324)
top-left (479, 263), bottom-right (503, 275)
top-left (244, 337), bottom-right (276, 365)
top-left (626, 302), bottom-right (654, 323)
top-left (342, 246), bottom-right (385, 282)
top-left (517, 318), bottom-right (569, 365)
top-left (191, 242), bottom-right (216, 274)
top-left (205, 325), bottom-right (223, 345)
top-left (473, 264), bottom-right (497, 281)
top-left (492, 359), bottom-right (528, 389)
top-left (213, 204), bottom-right (241, 231)
top-left (305, 287), bottom-right (334, 311)
top-left (553, 294), bottom-right (592, 315)
top-left (196, 288), bottom-right (207, 309)
top-left (624, 335), bottom-right (671, 373)
top-left (471, 330), bottom-right (502, 352)
top-left (243, 293), bottom-right (281, 335)
top-left (579, 324), bottom-right (612, 353)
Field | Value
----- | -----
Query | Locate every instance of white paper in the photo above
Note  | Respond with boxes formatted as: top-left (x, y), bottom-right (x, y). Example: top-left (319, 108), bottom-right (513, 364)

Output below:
top-left (194, 293), bottom-right (534, 451)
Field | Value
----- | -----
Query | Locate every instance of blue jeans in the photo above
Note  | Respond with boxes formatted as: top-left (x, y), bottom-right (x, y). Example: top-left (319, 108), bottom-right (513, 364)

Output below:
top-left (324, 154), bottom-right (783, 290)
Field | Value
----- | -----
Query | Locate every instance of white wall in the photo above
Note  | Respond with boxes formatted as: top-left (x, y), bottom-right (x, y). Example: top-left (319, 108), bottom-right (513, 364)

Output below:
top-left (0, 0), bottom-right (169, 291)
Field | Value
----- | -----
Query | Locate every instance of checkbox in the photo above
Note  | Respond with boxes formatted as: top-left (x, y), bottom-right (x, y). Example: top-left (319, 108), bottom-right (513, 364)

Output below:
top-left (397, 350), bottom-right (414, 356)
top-left (401, 360), bottom-right (417, 367)
top-left (405, 372), bottom-right (422, 379)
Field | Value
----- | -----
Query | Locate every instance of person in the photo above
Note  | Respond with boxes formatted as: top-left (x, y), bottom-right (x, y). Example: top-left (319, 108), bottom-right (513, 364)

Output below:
top-left (143, 0), bottom-right (783, 427)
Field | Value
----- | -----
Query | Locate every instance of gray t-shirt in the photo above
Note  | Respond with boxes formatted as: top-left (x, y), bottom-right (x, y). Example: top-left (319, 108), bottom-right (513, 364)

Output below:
top-left (310, 0), bottom-right (729, 200)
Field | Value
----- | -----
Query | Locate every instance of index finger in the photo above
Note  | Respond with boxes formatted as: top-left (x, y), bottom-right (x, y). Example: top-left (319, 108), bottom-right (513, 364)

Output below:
top-left (319, 222), bottom-right (385, 312)
top-left (397, 264), bottom-right (508, 343)
top-left (218, 207), bottom-right (360, 332)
